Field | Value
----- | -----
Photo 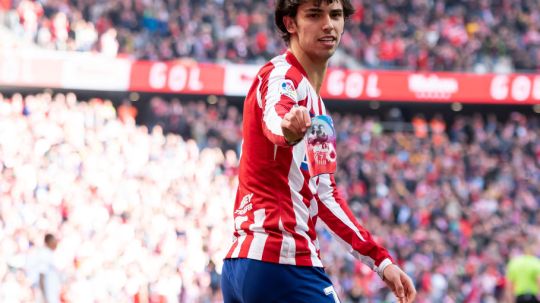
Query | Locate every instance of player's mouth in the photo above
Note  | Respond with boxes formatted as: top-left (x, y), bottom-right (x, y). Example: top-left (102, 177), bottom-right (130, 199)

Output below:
top-left (318, 36), bottom-right (337, 47)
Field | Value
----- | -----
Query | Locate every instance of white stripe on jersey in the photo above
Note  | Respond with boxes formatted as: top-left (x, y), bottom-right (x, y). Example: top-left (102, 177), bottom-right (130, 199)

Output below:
top-left (247, 209), bottom-right (268, 260)
top-left (296, 78), bottom-right (309, 106)
top-left (319, 96), bottom-right (327, 115)
top-left (278, 218), bottom-right (296, 264)
top-left (309, 197), bottom-right (318, 219)
top-left (263, 55), bottom-right (295, 137)
top-left (306, 80), bottom-right (321, 115)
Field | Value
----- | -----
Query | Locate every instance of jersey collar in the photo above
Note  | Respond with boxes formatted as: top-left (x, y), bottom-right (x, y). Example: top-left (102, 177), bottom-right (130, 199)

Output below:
top-left (285, 50), bottom-right (309, 80)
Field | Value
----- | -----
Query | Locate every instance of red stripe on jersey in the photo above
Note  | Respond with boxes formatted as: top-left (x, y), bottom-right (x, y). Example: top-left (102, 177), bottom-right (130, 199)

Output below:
top-left (274, 97), bottom-right (295, 117)
top-left (238, 234), bottom-right (254, 257)
top-left (261, 125), bottom-right (288, 146)
top-left (261, 237), bottom-right (282, 263)
top-left (225, 239), bottom-right (238, 259)
top-left (285, 51), bottom-right (308, 79)
top-left (237, 210), bottom-right (256, 256)
top-left (317, 96), bottom-right (323, 116)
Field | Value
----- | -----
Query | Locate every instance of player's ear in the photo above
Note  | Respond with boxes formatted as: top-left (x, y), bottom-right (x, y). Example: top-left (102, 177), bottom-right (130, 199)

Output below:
top-left (283, 16), bottom-right (297, 34)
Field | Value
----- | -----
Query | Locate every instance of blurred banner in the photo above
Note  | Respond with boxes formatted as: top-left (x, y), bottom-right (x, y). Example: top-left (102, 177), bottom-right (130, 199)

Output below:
top-left (1, 49), bottom-right (539, 104)
top-left (129, 60), bottom-right (225, 94)
top-left (0, 49), bottom-right (131, 91)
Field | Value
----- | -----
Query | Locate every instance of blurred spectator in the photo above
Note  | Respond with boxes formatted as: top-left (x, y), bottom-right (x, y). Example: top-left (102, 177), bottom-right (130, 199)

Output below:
top-left (412, 114), bottom-right (428, 139)
top-left (118, 99), bottom-right (138, 125)
top-left (34, 234), bottom-right (62, 303)
top-left (430, 114), bottom-right (446, 146)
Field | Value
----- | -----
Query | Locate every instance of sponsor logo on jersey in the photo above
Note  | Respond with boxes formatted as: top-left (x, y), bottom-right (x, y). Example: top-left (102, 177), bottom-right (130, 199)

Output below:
top-left (235, 193), bottom-right (254, 215)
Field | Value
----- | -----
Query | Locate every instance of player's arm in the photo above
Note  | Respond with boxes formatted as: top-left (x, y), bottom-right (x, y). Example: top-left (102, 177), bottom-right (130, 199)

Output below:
top-left (259, 74), bottom-right (310, 146)
top-left (315, 173), bottom-right (392, 274)
top-left (316, 173), bottom-right (416, 302)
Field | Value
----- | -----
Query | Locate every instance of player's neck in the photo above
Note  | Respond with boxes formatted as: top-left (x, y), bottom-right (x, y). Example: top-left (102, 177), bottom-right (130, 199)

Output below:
top-left (288, 44), bottom-right (328, 95)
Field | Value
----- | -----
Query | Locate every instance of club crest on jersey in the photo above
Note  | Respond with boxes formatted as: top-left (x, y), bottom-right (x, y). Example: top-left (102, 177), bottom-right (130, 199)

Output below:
top-left (279, 80), bottom-right (297, 100)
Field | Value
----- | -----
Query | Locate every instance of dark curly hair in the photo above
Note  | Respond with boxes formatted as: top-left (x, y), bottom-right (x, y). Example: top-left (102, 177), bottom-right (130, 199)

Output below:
top-left (275, 0), bottom-right (355, 44)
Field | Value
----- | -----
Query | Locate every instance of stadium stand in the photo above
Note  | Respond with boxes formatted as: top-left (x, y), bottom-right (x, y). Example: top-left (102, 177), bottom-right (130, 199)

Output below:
top-left (0, 92), bottom-right (538, 302)
top-left (2, 0), bottom-right (540, 71)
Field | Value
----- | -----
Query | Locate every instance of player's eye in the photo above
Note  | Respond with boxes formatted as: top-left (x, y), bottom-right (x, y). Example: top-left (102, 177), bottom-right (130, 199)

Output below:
top-left (331, 11), bottom-right (343, 19)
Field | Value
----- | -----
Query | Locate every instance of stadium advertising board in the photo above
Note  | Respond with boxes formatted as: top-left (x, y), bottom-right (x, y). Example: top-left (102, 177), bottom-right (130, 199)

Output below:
top-left (319, 69), bottom-right (540, 104)
top-left (0, 49), bottom-right (130, 91)
top-left (128, 61), bottom-right (225, 94)
top-left (1, 49), bottom-right (538, 105)
top-left (0, 49), bottom-right (63, 88)
top-left (220, 66), bottom-right (540, 104)
top-left (61, 54), bottom-right (131, 91)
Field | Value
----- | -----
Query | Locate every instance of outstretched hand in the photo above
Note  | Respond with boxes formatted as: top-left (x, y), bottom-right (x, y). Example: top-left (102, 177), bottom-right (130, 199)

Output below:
top-left (382, 264), bottom-right (416, 303)
top-left (281, 106), bottom-right (311, 144)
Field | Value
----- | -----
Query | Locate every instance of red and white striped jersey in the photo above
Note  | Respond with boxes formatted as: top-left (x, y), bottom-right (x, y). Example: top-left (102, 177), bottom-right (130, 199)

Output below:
top-left (225, 51), bottom-right (393, 277)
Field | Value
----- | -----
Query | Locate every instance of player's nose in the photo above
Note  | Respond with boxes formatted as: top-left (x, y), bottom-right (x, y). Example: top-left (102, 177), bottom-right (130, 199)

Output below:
top-left (321, 14), bottom-right (334, 32)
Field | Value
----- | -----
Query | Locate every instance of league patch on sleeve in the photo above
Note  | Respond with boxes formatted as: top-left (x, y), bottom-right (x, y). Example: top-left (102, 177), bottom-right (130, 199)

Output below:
top-left (279, 79), bottom-right (298, 101)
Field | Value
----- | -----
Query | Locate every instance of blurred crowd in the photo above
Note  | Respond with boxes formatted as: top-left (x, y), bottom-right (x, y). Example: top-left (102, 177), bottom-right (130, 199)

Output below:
top-left (0, 92), bottom-right (237, 302)
top-left (2, 0), bottom-right (540, 72)
top-left (0, 91), bottom-right (539, 302)
top-left (328, 110), bottom-right (540, 302)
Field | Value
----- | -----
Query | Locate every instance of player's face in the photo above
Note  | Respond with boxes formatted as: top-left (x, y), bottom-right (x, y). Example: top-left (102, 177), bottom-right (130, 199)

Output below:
top-left (47, 237), bottom-right (58, 250)
top-left (292, 0), bottom-right (345, 61)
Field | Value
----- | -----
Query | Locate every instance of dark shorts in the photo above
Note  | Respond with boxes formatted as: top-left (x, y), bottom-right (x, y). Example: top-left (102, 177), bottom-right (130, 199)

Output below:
top-left (221, 258), bottom-right (340, 303)
top-left (517, 294), bottom-right (540, 303)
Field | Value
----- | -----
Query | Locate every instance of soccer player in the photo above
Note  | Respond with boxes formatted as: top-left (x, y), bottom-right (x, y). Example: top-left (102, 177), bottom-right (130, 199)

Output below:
top-left (221, 1), bottom-right (416, 302)
top-left (505, 241), bottom-right (540, 303)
